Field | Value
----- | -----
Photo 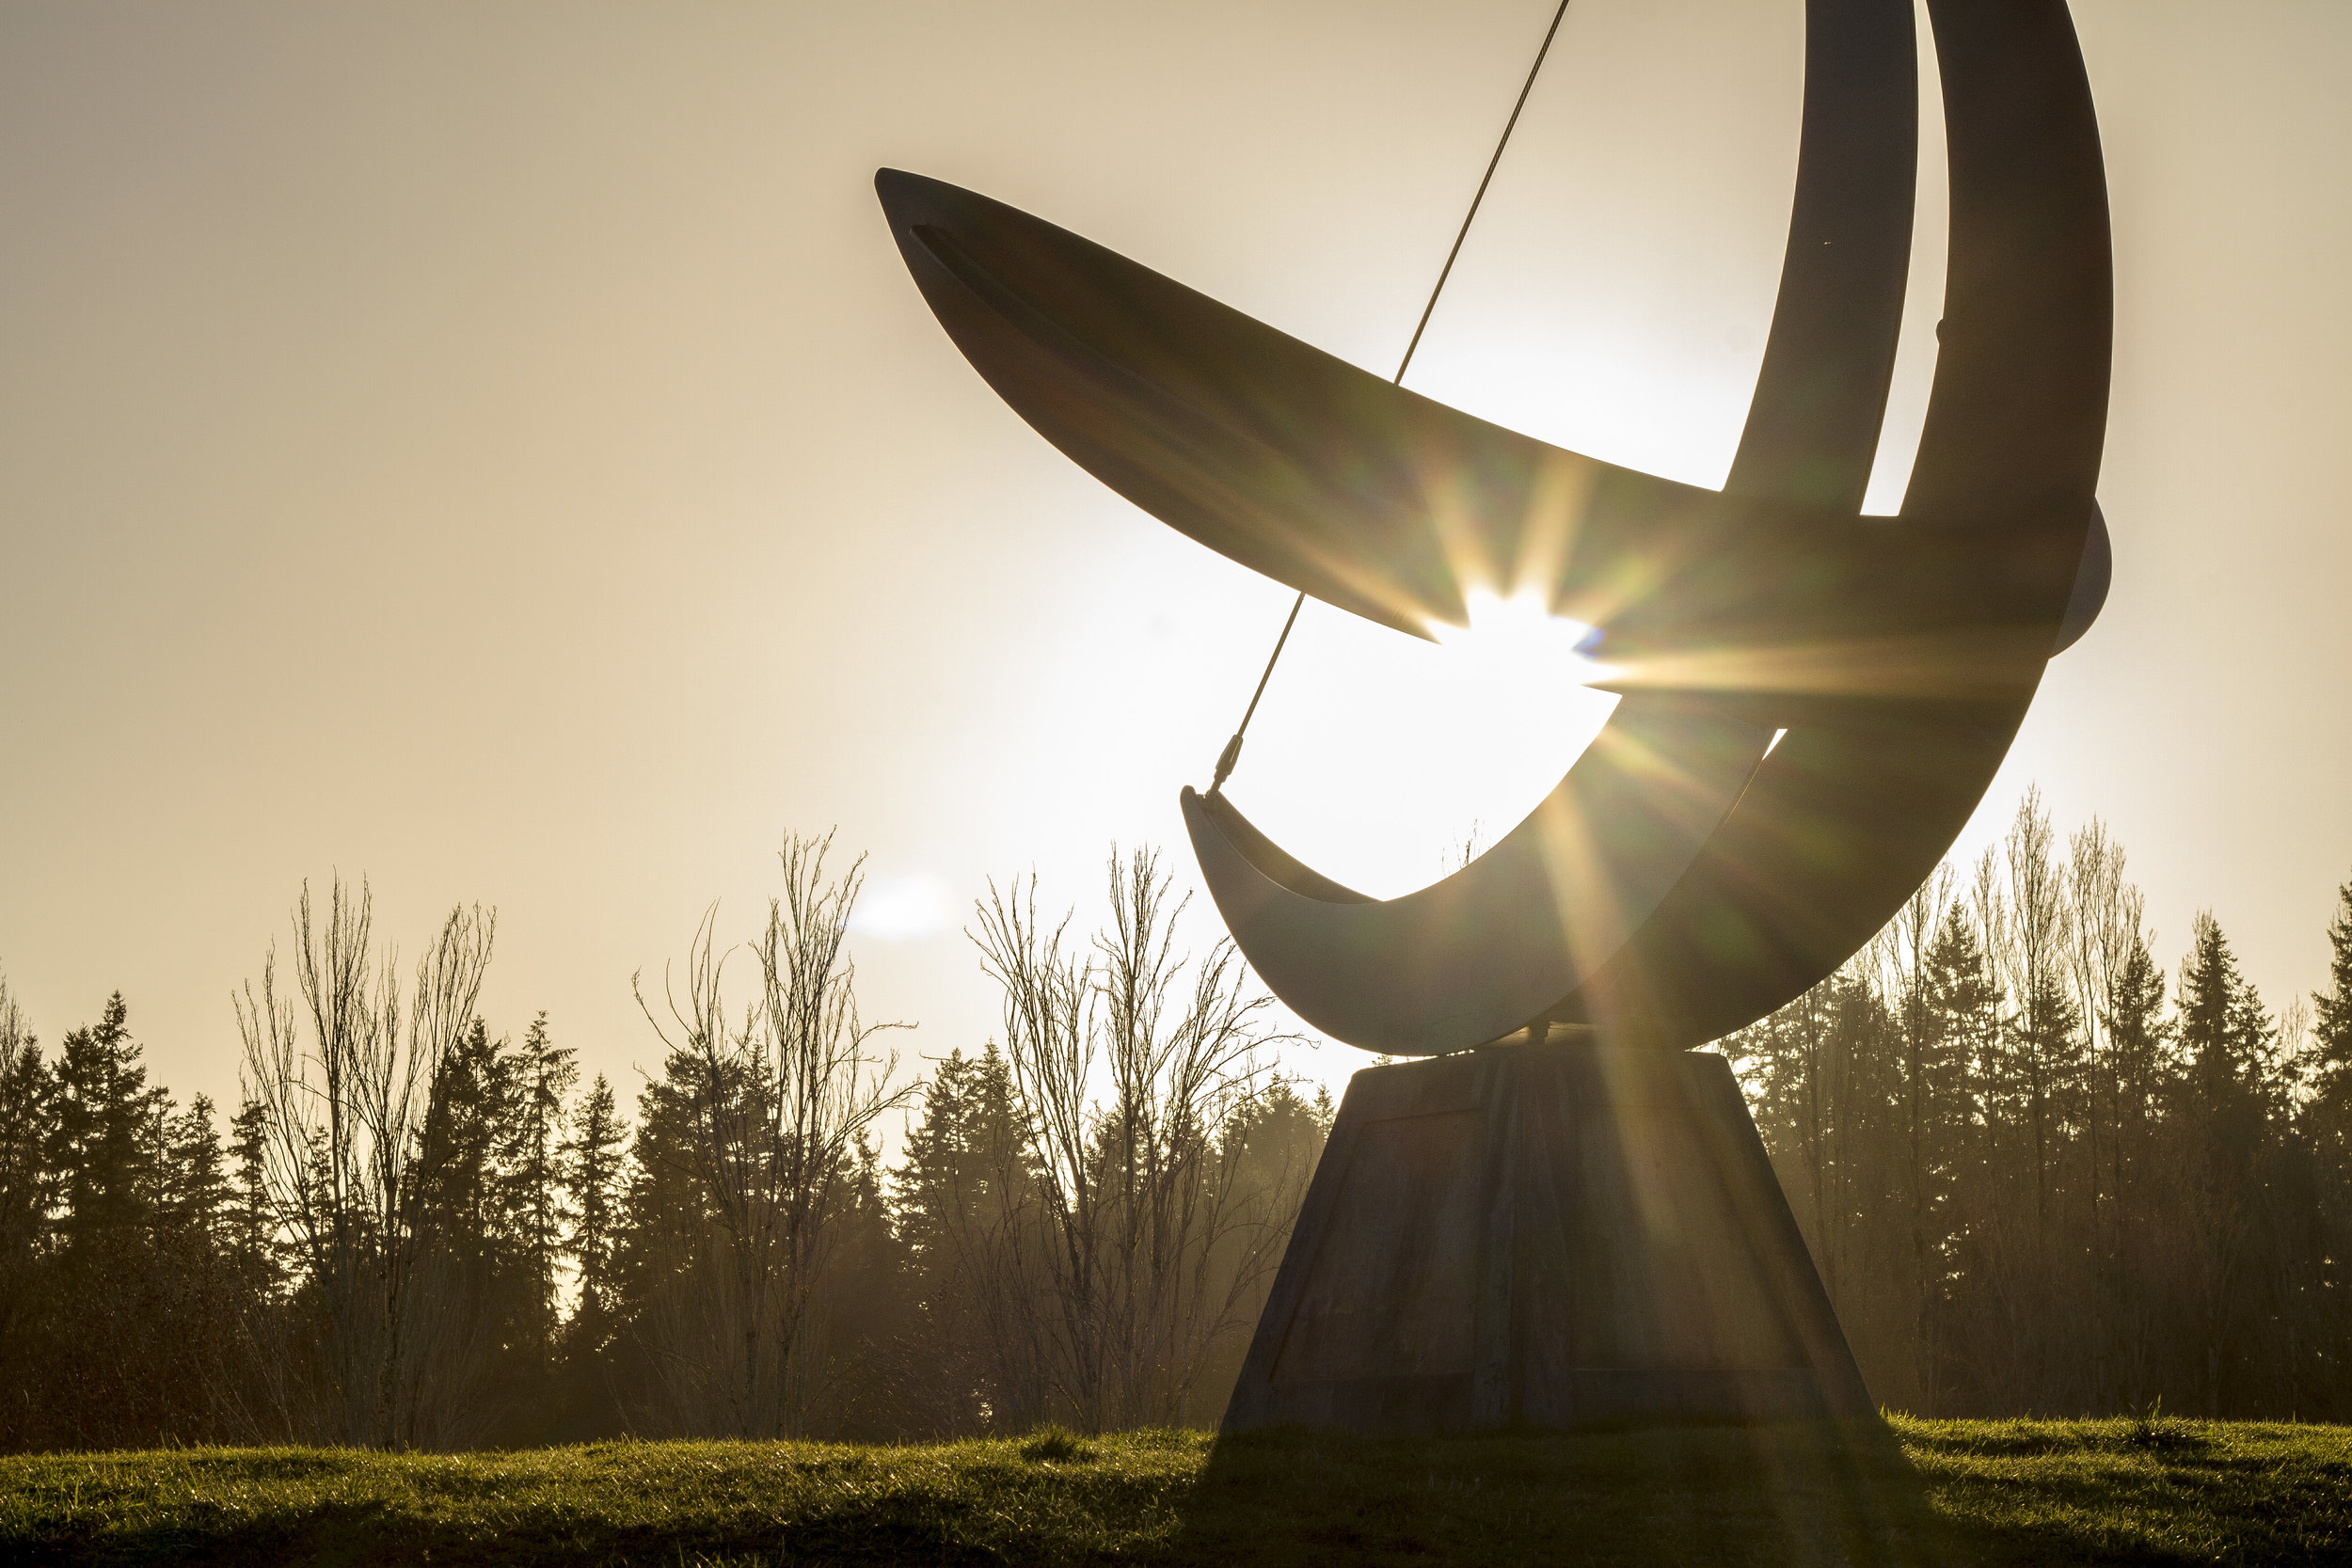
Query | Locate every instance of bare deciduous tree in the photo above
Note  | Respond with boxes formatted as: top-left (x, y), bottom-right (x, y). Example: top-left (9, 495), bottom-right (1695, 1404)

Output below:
top-left (235, 876), bottom-right (495, 1447)
top-left (973, 847), bottom-right (1295, 1430)
top-left (634, 832), bottom-right (914, 1437)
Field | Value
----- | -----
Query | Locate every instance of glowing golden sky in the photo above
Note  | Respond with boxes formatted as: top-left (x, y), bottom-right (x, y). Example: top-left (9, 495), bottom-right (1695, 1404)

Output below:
top-left (4, 1), bottom-right (2347, 1117)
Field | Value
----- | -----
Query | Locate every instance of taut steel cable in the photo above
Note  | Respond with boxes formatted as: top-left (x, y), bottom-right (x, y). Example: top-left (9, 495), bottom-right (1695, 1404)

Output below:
top-left (1207, 0), bottom-right (1578, 795)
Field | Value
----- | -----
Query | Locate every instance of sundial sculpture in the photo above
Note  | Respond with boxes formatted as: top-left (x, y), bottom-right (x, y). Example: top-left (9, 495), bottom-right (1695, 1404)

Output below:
top-left (881, 0), bottom-right (2108, 1432)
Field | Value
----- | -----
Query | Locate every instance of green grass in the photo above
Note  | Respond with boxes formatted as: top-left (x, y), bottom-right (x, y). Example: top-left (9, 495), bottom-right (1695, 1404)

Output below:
top-left (2, 1418), bottom-right (2345, 1565)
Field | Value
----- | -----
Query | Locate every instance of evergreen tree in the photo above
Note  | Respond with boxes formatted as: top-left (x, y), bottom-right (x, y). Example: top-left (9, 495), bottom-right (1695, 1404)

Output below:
top-left (1186, 1076), bottom-right (1331, 1421)
top-left (2311, 874), bottom-right (2352, 1085)
top-left (157, 1095), bottom-right (230, 1235)
top-left (41, 994), bottom-right (163, 1444)
top-left (895, 1046), bottom-right (1029, 1279)
top-left (1924, 899), bottom-right (2005, 1402)
top-left (1928, 904), bottom-right (2006, 1126)
top-left (399, 1017), bottom-right (521, 1447)
top-left (0, 982), bottom-right (56, 1446)
top-left (0, 983), bottom-right (52, 1274)
top-left (501, 1012), bottom-right (577, 1368)
top-left (561, 1072), bottom-right (628, 1355)
top-left (2175, 914), bottom-right (2270, 1171)
top-left (13, 996), bottom-right (254, 1447)
top-left (2306, 874), bottom-right (2352, 1418)
top-left (50, 993), bottom-right (165, 1243)
top-left (603, 1046), bottom-right (725, 1433)
top-left (891, 1044), bottom-right (1040, 1434)
top-left (226, 1098), bottom-right (278, 1285)
top-left (2099, 936), bottom-right (2171, 1410)
top-left (412, 1019), bottom-right (514, 1255)
top-left (2103, 941), bottom-right (2171, 1132)
top-left (2170, 915), bottom-right (2276, 1416)
top-left (805, 1134), bottom-right (915, 1437)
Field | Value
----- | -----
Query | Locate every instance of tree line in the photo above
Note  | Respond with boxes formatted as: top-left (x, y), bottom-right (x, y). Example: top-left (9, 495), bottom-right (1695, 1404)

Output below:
top-left (1733, 789), bottom-right (2352, 1419)
top-left (0, 838), bottom-right (1328, 1451)
top-left (5, 806), bottom-right (2350, 1449)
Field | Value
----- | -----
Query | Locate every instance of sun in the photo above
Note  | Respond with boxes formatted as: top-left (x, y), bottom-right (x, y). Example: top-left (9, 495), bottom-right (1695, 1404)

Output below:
top-left (1428, 587), bottom-right (1615, 688)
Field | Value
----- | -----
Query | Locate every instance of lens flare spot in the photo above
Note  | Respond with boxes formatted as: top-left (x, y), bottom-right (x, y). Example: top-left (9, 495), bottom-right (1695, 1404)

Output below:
top-left (848, 873), bottom-right (951, 942)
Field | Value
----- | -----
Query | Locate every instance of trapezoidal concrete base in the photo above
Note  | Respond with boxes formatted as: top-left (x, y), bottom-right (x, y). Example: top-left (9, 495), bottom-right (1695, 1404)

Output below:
top-left (1222, 1042), bottom-right (1872, 1434)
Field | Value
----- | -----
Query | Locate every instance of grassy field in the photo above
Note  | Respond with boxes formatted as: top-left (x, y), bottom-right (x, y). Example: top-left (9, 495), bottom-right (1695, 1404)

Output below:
top-left (3, 1416), bottom-right (2347, 1566)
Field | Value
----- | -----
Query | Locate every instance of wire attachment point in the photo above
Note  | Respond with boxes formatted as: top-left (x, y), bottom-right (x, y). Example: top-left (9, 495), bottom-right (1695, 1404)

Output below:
top-left (1210, 732), bottom-right (1246, 795)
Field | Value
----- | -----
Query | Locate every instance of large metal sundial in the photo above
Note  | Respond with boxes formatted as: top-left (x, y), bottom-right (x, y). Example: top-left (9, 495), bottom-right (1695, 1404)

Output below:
top-left (881, 0), bottom-right (2109, 1433)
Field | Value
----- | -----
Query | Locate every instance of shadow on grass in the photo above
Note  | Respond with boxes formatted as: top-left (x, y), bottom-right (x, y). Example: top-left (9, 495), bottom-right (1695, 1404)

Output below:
top-left (1166, 1417), bottom-right (2352, 1566)
top-left (22, 1497), bottom-right (1011, 1568)
top-left (1164, 1418), bottom-right (1969, 1568)
top-left (1896, 1418), bottom-right (2352, 1568)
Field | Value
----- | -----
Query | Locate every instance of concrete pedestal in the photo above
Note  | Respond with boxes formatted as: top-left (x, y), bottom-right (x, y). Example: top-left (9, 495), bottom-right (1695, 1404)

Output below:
top-left (1222, 1043), bottom-right (1871, 1433)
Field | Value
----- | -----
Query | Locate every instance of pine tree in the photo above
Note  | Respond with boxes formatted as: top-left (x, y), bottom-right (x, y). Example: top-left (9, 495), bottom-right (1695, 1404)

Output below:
top-left (561, 1072), bottom-right (628, 1354)
top-left (397, 1017), bottom-right (522, 1449)
top-left (501, 1012), bottom-right (577, 1366)
top-left (412, 1019), bottom-right (514, 1256)
top-left (1928, 903), bottom-right (2004, 1204)
top-left (2173, 913), bottom-right (2276, 1415)
top-left (28, 995), bottom-right (246, 1447)
top-left (2312, 874), bottom-right (2352, 1083)
top-left (1215, 1077), bottom-right (1329, 1190)
top-left (2098, 937), bottom-right (2170, 1410)
top-left (603, 1046), bottom-right (727, 1433)
top-left (1188, 1075), bottom-right (1332, 1418)
top-left (0, 981), bottom-right (56, 1430)
top-left (805, 1133), bottom-right (914, 1436)
top-left (157, 1095), bottom-right (230, 1236)
top-left (891, 1044), bottom-right (1039, 1433)
top-left (224, 1097), bottom-right (284, 1304)
top-left (2296, 875), bottom-right (2352, 1417)
top-left (0, 982), bottom-right (52, 1266)
top-left (50, 993), bottom-right (165, 1243)
top-left (895, 1047), bottom-right (983, 1271)
top-left (2102, 942), bottom-right (2171, 1132)
top-left (2175, 913), bottom-right (2270, 1161)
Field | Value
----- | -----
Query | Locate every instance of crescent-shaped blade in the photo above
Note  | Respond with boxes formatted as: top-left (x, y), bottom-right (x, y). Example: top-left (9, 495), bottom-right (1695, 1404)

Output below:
top-left (1183, 695), bottom-right (1772, 1055)
top-left (876, 170), bottom-right (1961, 656)
top-left (879, 165), bottom-right (1709, 642)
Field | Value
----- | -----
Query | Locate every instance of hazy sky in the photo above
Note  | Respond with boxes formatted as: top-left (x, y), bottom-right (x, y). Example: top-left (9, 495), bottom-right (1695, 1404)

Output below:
top-left (4, 1), bottom-right (2348, 1128)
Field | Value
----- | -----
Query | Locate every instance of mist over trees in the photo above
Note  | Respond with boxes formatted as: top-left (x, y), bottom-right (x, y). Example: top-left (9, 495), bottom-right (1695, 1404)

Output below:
top-left (4, 803), bottom-right (2351, 1450)
top-left (1735, 790), bottom-right (2352, 1419)
top-left (971, 848), bottom-right (1313, 1431)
